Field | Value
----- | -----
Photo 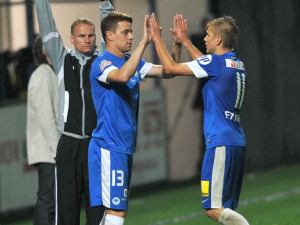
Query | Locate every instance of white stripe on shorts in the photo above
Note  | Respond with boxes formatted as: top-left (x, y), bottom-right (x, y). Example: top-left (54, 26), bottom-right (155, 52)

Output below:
top-left (101, 148), bottom-right (111, 208)
top-left (55, 166), bottom-right (58, 225)
top-left (211, 146), bottom-right (226, 208)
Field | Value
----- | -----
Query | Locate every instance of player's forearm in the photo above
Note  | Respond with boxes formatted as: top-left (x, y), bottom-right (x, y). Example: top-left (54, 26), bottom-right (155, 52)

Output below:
top-left (118, 42), bottom-right (149, 82)
top-left (182, 40), bottom-right (203, 60)
top-left (153, 38), bottom-right (177, 74)
top-left (171, 42), bottom-right (182, 63)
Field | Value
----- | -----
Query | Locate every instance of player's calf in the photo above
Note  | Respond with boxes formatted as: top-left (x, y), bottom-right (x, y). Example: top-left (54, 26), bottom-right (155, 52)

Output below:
top-left (217, 208), bottom-right (249, 225)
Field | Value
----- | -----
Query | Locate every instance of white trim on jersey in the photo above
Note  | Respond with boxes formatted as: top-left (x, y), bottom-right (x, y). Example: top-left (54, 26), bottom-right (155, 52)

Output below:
top-left (141, 62), bottom-right (154, 80)
top-left (99, 66), bottom-right (118, 84)
top-left (101, 148), bottom-right (111, 208)
top-left (211, 146), bottom-right (226, 208)
top-left (185, 61), bottom-right (209, 79)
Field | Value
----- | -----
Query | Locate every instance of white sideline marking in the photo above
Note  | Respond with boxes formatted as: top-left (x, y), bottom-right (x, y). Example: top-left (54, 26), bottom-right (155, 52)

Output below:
top-left (144, 186), bottom-right (300, 225)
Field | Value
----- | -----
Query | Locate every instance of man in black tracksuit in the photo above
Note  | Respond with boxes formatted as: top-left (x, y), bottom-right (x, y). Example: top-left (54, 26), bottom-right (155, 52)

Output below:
top-left (35, 0), bottom-right (114, 224)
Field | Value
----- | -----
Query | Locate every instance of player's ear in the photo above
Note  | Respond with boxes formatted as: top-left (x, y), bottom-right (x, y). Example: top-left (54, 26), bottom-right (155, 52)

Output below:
top-left (216, 35), bottom-right (222, 46)
top-left (106, 31), bottom-right (113, 41)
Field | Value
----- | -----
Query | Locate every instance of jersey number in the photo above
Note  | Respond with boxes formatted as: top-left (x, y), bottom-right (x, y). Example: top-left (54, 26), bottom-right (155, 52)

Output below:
top-left (112, 170), bottom-right (124, 187)
top-left (235, 72), bottom-right (246, 110)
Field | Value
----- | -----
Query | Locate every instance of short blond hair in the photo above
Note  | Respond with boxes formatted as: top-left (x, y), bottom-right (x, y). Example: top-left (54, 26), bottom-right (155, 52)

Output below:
top-left (206, 16), bottom-right (239, 50)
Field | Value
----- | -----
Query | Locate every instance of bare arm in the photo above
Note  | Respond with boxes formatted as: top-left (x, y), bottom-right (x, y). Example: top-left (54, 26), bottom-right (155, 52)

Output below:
top-left (147, 15), bottom-right (186, 79)
top-left (182, 40), bottom-right (204, 60)
top-left (145, 16), bottom-right (183, 79)
top-left (107, 15), bottom-right (151, 83)
top-left (171, 14), bottom-right (203, 60)
top-left (150, 13), bottom-right (194, 76)
top-left (145, 65), bottom-right (177, 79)
top-left (170, 42), bottom-right (182, 63)
top-left (170, 15), bottom-right (183, 62)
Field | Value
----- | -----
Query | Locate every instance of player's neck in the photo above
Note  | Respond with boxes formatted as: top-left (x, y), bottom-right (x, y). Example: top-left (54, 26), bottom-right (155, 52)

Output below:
top-left (106, 46), bottom-right (125, 59)
top-left (213, 47), bottom-right (231, 55)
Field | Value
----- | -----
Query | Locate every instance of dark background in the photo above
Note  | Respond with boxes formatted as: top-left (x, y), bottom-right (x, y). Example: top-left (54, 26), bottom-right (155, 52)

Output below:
top-left (211, 0), bottom-right (300, 171)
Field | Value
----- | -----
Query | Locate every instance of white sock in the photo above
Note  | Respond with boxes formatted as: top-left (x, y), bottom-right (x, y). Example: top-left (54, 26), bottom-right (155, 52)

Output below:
top-left (218, 208), bottom-right (249, 225)
top-left (100, 214), bottom-right (124, 225)
top-left (99, 210), bottom-right (107, 225)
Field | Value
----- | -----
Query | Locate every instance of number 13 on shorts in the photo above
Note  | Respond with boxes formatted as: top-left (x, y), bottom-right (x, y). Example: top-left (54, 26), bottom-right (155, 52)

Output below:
top-left (109, 151), bottom-right (133, 210)
top-left (112, 170), bottom-right (124, 186)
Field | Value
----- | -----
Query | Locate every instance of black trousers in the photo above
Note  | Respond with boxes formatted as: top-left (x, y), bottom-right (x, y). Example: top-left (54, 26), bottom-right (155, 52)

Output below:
top-left (56, 135), bottom-right (105, 225)
top-left (34, 163), bottom-right (55, 225)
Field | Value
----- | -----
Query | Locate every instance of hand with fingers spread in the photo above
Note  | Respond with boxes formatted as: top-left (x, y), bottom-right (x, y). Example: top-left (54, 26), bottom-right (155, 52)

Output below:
top-left (149, 13), bottom-right (163, 42)
top-left (170, 14), bottom-right (189, 45)
top-left (170, 14), bottom-right (203, 60)
top-left (142, 15), bottom-right (152, 45)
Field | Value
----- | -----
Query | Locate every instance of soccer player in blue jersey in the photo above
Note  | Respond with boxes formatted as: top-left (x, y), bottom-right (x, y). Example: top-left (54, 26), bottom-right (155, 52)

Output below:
top-left (89, 11), bottom-right (180, 225)
top-left (149, 14), bottom-right (249, 225)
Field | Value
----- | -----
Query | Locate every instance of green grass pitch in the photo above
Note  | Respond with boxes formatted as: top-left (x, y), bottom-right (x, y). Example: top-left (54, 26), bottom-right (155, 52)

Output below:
top-left (3, 163), bottom-right (300, 225)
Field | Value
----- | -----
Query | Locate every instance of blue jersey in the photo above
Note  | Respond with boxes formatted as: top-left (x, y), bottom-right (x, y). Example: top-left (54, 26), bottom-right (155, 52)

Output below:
top-left (90, 50), bottom-right (152, 154)
top-left (187, 52), bottom-right (246, 148)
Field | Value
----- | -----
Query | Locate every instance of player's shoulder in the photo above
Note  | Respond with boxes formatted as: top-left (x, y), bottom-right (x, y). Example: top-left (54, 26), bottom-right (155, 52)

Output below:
top-left (92, 52), bottom-right (114, 74)
top-left (196, 54), bottom-right (219, 66)
top-left (94, 51), bottom-right (111, 65)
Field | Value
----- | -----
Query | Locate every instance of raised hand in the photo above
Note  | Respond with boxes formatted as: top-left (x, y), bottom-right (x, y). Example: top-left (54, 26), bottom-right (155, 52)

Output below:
top-left (170, 14), bottom-right (188, 45)
top-left (149, 13), bottom-right (162, 42)
top-left (141, 15), bottom-right (152, 45)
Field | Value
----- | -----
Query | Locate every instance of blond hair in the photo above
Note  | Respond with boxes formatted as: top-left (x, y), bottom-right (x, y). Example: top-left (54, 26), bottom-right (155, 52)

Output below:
top-left (206, 16), bottom-right (239, 50)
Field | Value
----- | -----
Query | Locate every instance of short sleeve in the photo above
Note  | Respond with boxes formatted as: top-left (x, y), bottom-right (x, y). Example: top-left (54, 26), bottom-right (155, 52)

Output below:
top-left (99, 65), bottom-right (118, 84)
top-left (186, 54), bottom-right (220, 79)
top-left (140, 62), bottom-right (153, 81)
top-left (95, 59), bottom-right (118, 84)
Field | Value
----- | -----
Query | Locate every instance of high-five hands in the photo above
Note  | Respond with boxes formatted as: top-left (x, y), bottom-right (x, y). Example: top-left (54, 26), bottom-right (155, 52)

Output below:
top-left (170, 14), bottom-right (188, 45)
top-left (142, 15), bottom-right (152, 45)
top-left (149, 13), bottom-right (188, 45)
top-left (149, 13), bottom-right (163, 42)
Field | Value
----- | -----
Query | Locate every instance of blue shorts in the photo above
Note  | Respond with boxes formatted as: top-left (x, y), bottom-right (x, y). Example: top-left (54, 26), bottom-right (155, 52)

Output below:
top-left (88, 137), bottom-right (133, 210)
top-left (201, 146), bottom-right (245, 209)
